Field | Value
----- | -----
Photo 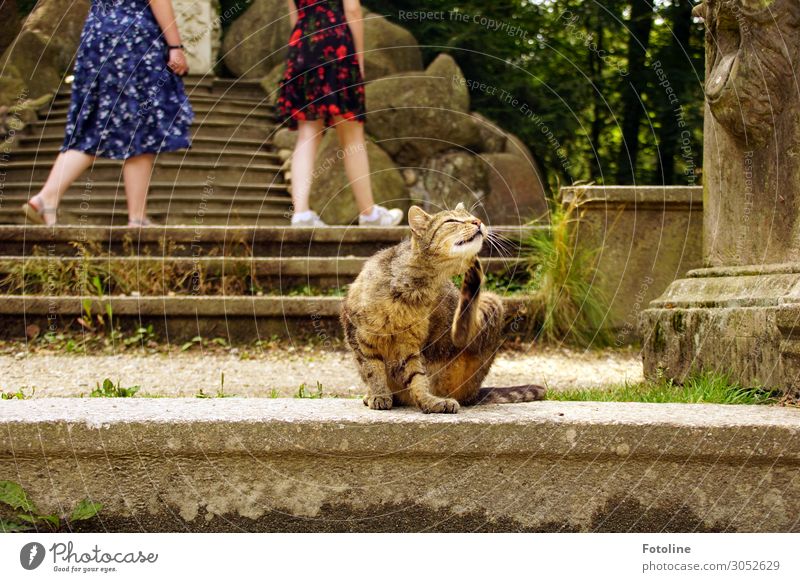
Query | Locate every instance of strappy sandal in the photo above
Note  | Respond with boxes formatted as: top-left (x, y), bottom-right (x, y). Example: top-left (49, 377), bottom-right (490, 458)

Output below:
top-left (21, 197), bottom-right (57, 226)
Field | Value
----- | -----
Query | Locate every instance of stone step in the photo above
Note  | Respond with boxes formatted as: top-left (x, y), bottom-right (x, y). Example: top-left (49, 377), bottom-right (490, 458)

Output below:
top-left (22, 118), bottom-right (277, 140)
top-left (0, 256), bottom-right (524, 294)
top-left (55, 77), bottom-right (268, 101)
top-left (0, 294), bottom-right (532, 341)
top-left (2, 159), bottom-right (282, 183)
top-left (16, 134), bottom-right (276, 153)
top-left (2, 399), bottom-right (794, 532)
top-left (39, 105), bottom-right (276, 125)
top-left (0, 225), bottom-right (535, 258)
top-left (188, 77), bottom-right (269, 100)
top-left (0, 196), bottom-right (292, 224)
top-left (49, 93), bottom-right (275, 112)
top-left (0, 191), bottom-right (291, 209)
top-left (9, 146), bottom-right (281, 166)
top-left (0, 180), bottom-right (289, 199)
top-left (0, 208), bottom-right (289, 226)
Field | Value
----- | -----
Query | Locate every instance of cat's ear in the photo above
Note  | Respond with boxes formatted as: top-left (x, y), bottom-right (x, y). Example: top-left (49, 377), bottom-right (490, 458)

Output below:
top-left (455, 202), bottom-right (465, 211)
top-left (408, 205), bottom-right (431, 235)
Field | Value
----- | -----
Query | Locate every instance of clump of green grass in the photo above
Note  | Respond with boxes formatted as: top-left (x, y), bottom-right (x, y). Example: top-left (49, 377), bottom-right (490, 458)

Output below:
top-left (522, 186), bottom-right (611, 346)
top-left (90, 378), bottom-right (140, 398)
top-left (549, 372), bottom-right (779, 404)
top-left (295, 382), bottom-right (324, 399)
top-left (0, 480), bottom-right (101, 533)
top-left (196, 372), bottom-right (236, 398)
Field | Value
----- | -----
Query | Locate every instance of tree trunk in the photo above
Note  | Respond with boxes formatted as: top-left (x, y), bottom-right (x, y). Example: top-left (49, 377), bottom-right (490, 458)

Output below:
top-left (589, 8), bottom-right (604, 180)
top-left (655, 0), bottom-right (693, 184)
top-left (615, 0), bottom-right (655, 184)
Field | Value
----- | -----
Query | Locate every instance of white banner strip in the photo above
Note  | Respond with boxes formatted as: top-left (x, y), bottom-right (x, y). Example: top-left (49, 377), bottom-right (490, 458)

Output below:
top-left (2, 533), bottom-right (797, 581)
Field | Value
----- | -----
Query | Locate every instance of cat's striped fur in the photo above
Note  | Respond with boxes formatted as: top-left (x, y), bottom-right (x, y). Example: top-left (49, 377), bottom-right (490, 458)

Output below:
top-left (341, 203), bottom-right (546, 413)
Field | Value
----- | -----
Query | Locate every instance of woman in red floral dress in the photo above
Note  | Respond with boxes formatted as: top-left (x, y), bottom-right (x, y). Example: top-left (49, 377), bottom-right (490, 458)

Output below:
top-left (277, 0), bottom-right (403, 226)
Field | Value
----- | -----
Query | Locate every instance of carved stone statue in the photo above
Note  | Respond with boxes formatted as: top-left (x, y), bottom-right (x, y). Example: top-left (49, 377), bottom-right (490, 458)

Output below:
top-left (641, 0), bottom-right (800, 394)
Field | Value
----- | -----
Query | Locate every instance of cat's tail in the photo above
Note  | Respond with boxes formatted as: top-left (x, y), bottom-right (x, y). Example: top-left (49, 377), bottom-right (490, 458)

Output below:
top-left (475, 385), bottom-right (546, 404)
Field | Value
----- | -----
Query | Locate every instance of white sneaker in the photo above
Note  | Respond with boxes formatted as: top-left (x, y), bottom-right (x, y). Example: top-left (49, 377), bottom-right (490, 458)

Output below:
top-left (291, 210), bottom-right (327, 227)
top-left (359, 205), bottom-right (404, 226)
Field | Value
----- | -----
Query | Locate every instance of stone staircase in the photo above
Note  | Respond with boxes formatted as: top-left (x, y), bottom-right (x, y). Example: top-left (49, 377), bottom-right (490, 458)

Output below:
top-left (1, 76), bottom-right (291, 226)
top-left (0, 225), bottom-right (534, 342)
top-left (0, 76), bottom-right (536, 343)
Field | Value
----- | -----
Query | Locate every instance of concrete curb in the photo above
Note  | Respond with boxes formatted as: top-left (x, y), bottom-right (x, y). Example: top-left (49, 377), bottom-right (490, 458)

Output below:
top-left (1, 399), bottom-right (798, 532)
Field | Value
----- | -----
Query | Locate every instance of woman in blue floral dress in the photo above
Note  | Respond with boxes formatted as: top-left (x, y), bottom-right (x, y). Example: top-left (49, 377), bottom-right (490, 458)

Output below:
top-left (22, 0), bottom-right (194, 227)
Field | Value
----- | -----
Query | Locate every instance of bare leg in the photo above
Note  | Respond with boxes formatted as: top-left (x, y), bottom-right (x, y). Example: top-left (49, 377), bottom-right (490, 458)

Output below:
top-left (27, 150), bottom-right (95, 225)
top-left (290, 119), bottom-right (324, 213)
top-left (122, 153), bottom-right (155, 224)
top-left (333, 118), bottom-right (375, 215)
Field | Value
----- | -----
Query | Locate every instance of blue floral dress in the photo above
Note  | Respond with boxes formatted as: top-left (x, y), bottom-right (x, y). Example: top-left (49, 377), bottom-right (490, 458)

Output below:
top-left (61, 0), bottom-right (193, 160)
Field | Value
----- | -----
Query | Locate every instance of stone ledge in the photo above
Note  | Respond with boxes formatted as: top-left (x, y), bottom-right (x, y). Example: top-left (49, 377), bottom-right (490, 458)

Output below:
top-left (1, 399), bottom-right (798, 532)
top-left (562, 185), bottom-right (702, 208)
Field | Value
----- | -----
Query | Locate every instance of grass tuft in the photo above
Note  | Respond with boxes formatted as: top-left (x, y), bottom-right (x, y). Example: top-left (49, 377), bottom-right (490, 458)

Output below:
top-left (521, 185), bottom-right (611, 346)
top-left (549, 372), bottom-right (779, 405)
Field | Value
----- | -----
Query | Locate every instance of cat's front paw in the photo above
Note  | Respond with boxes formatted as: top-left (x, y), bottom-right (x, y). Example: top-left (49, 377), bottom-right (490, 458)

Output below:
top-left (364, 395), bottom-right (393, 410)
top-left (462, 259), bottom-right (484, 293)
top-left (419, 396), bottom-right (460, 414)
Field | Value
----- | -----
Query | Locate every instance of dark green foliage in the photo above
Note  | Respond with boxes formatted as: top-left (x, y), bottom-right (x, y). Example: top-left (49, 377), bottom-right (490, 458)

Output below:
top-left (363, 0), bottom-right (705, 188)
top-left (17, 0), bottom-right (36, 18)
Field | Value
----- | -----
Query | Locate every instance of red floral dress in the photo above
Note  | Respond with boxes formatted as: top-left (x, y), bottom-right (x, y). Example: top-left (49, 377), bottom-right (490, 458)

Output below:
top-left (277, 0), bottom-right (365, 130)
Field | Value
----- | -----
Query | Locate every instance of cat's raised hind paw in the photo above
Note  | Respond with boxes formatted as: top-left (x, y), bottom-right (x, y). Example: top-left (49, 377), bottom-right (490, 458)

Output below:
top-left (364, 395), bottom-right (393, 410)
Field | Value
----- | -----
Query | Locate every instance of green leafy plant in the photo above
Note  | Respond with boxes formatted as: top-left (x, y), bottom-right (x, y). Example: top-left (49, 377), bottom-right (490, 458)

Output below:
top-left (181, 336), bottom-right (204, 352)
top-left (522, 186), bottom-right (611, 346)
top-left (1, 388), bottom-right (33, 400)
top-left (91, 378), bottom-right (140, 398)
top-left (0, 481), bottom-right (101, 532)
top-left (123, 325), bottom-right (156, 347)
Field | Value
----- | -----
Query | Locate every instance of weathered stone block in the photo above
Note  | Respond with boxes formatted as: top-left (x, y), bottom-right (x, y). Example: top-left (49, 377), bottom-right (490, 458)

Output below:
top-left (1, 399), bottom-right (797, 532)
top-left (563, 185), bottom-right (703, 342)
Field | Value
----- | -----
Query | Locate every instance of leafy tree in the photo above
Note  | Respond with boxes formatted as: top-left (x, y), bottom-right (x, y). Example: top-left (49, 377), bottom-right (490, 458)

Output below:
top-left (364, 0), bottom-right (705, 189)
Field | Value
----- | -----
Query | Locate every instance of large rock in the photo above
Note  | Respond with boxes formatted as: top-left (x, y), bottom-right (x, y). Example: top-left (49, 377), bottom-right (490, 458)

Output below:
top-left (259, 63), bottom-right (286, 105)
top-left (309, 133), bottom-right (407, 225)
top-left (222, 0), bottom-right (291, 79)
top-left (0, 0), bottom-right (90, 107)
top-left (362, 11), bottom-right (422, 81)
top-left (224, 5), bottom-right (421, 80)
top-left (410, 151), bottom-right (488, 213)
top-left (480, 153), bottom-right (548, 224)
top-left (410, 150), bottom-right (547, 225)
top-left (365, 53), bottom-right (481, 164)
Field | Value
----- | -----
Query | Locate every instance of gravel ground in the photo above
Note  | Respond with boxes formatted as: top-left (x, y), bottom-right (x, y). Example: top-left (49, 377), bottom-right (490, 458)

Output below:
top-left (0, 346), bottom-right (643, 398)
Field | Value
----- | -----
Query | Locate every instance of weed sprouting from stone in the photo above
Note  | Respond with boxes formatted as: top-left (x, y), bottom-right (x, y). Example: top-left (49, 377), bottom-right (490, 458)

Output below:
top-left (0, 481), bottom-right (101, 533)
top-left (90, 378), bottom-right (140, 398)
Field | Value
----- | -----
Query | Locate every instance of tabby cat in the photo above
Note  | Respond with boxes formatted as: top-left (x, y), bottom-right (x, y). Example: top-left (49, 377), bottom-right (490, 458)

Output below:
top-left (341, 203), bottom-right (545, 414)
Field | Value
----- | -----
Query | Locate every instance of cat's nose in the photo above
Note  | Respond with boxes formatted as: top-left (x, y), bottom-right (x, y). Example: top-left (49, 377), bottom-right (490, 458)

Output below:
top-left (471, 219), bottom-right (482, 226)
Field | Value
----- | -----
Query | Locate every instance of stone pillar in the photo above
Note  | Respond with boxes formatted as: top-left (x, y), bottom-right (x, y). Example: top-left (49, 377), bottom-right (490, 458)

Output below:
top-left (174, 0), bottom-right (221, 76)
top-left (641, 0), bottom-right (800, 394)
